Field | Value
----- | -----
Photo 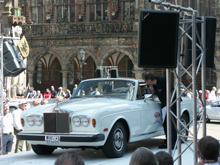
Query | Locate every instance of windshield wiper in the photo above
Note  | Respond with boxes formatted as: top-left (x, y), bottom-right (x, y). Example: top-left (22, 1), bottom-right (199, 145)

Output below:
top-left (70, 96), bottom-right (82, 99)
top-left (86, 95), bottom-right (104, 97)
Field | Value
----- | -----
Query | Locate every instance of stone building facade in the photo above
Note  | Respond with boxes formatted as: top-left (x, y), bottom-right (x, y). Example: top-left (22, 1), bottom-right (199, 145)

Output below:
top-left (1, 0), bottom-right (220, 96)
top-left (0, 0), bottom-right (27, 98)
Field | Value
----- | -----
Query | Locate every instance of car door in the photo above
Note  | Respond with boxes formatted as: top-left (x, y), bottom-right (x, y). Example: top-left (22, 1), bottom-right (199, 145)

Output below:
top-left (208, 101), bottom-right (220, 120)
top-left (139, 98), bottom-right (162, 134)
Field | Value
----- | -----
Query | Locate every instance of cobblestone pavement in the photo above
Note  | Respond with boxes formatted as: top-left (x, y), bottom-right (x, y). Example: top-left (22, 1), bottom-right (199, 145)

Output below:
top-left (197, 120), bottom-right (220, 139)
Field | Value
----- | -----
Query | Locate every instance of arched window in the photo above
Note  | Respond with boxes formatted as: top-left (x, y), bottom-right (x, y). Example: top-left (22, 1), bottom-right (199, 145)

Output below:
top-left (68, 61), bottom-right (74, 85)
top-left (36, 60), bottom-right (43, 84)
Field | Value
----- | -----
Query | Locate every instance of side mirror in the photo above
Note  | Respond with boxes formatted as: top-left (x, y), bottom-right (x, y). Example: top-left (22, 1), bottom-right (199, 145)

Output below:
top-left (144, 94), bottom-right (153, 102)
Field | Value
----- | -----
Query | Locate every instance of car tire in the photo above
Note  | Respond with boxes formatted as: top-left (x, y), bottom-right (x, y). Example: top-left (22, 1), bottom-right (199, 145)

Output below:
top-left (32, 145), bottom-right (55, 155)
top-left (181, 114), bottom-right (189, 142)
top-left (206, 115), bottom-right (210, 123)
top-left (102, 122), bottom-right (127, 158)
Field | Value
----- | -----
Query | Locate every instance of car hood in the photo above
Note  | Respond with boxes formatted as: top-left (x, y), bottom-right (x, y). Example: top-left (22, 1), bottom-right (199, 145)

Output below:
top-left (23, 97), bottom-right (131, 116)
top-left (58, 97), bottom-right (131, 113)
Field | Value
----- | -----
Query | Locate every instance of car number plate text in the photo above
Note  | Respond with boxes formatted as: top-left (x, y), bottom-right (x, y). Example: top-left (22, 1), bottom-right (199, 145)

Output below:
top-left (45, 136), bottom-right (60, 144)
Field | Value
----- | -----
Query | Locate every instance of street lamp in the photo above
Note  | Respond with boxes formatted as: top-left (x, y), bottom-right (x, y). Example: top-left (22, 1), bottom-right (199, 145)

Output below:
top-left (78, 48), bottom-right (87, 82)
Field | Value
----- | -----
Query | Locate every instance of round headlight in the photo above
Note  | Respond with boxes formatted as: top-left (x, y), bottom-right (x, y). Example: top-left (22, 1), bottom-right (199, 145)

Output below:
top-left (81, 117), bottom-right (89, 127)
top-left (26, 116), bottom-right (34, 126)
top-left (73, 117), bottom-right (81, 127)
top-left (34, 116), bottom-right (43, 126)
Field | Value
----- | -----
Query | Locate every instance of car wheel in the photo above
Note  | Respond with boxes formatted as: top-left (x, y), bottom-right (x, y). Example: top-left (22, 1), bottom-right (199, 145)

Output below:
top-left (102, 122), bottom-right (127, 158)
top-left (205, 115), bottom-right (210, 123)
top-left (181, 114), bottom-right (189, 142)
top-left (32, 145), bottom-right (55, 155)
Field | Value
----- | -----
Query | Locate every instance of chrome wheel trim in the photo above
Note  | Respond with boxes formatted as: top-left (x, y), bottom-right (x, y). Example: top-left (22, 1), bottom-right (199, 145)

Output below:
top-left (113, 128), bottom-right (124, 151)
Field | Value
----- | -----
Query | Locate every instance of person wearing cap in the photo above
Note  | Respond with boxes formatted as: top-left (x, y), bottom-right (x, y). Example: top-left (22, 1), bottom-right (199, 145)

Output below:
top-left (57, 87), bottom-right (66, 98)
top-left (139, 81), bottom-right (147, 96)
top-left (139, 80), bottom-right (152, 98)
top-left (12, 100), bottom-right (32, 153)
top-left (0, 102), bottom-right (14, 155)
top-left (51, 86), bottom-right (58, 99)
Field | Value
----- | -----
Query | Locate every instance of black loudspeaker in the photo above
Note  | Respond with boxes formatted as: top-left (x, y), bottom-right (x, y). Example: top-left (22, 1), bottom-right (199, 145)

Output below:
top-left (138, 10), bottom-right (179, 68)
top-left (110, 69), bottom-right (117, 78)
top-left (96, 69), bottom-right (103, 78)
top-left (182, 17), bottom-right (217, 68)
top-left (3, 41), bottom-right (26, 77)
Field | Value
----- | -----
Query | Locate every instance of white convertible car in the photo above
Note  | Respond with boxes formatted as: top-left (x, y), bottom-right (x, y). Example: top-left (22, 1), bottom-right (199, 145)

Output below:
top-left (205, 101), bottom-right (220, 122)
top-left (18, 78), bottom-right (194, 158)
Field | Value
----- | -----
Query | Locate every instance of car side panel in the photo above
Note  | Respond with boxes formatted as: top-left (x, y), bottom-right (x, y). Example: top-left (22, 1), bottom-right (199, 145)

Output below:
top-left (100, 103), bottom-right (141, 143)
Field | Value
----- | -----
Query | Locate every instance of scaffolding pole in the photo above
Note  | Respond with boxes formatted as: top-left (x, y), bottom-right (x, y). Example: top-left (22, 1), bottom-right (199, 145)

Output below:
top-left (149, 1), bottom-right (207, 165)
top-left (176, 31), bottom-right (182, 165)
top-left (192, 11), bottom-right (198, 165)
top-left (166, 69), bottom-right (172, 153)
top-left (0, 35), bottom-right (3, 156)
top-left (201, 15), bottom-right (206, 137)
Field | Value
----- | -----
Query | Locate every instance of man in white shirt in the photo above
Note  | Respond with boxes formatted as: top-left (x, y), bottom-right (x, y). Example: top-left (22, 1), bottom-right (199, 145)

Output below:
top-left (12, 100), bottom-right (32, 153)
top-left (209, 86), bottom-right (217, 102)
top-left (94, 88), bottom-right (100, 95)
top-left (0, 102), bottom-right (14, 155)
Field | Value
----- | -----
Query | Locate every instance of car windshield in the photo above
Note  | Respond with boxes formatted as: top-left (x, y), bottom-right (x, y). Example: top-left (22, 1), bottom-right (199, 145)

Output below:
top-left (71, 79), bottom-right (136, 100)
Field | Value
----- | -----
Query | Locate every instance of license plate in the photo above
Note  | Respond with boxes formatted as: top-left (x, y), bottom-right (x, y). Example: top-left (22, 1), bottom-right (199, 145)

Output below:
top-left (45, 136), bottom-right (60, 144)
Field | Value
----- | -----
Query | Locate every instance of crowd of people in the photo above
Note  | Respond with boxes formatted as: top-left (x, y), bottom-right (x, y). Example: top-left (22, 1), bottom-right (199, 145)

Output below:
top-left (25, 85), bottom-right (77, 100)
top-left (198, 86), bottom-right (220, 102)
top-left (53, 135), bottom-right (220, 165)
top-left (140, 76), bottom-right (220, 104)
top-left (180, 86), bottom-right (220, 103)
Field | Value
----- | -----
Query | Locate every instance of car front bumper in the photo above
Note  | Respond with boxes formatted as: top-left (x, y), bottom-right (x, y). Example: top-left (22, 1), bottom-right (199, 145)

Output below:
top-left (17, 132), bottom-right (105, 143)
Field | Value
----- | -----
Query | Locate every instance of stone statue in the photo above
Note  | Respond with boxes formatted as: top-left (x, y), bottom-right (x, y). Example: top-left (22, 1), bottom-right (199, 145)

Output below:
top-left (12, 24), bottom-right (22, 46)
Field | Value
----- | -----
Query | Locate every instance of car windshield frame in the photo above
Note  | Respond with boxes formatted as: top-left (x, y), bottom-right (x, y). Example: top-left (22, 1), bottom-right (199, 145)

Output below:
top-left (71, 79), bottom-right (137, 101)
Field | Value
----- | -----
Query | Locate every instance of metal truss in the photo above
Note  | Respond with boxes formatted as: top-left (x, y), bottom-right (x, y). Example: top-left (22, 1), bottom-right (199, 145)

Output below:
top-left (150, 1), bottom-right (207, 165)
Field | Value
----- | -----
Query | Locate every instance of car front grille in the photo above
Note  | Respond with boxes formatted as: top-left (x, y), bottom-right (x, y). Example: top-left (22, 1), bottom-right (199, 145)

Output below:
top-left (44, 113), bottom-right (70, 133)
